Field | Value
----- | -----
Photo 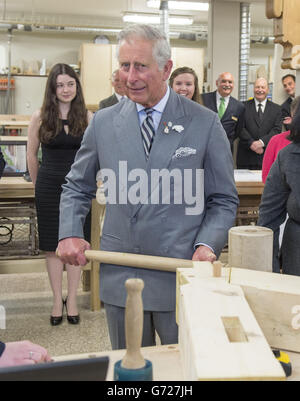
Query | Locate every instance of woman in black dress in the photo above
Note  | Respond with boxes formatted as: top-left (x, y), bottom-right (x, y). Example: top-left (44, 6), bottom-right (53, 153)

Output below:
top-left (27, 64), bottom-right (93, 325)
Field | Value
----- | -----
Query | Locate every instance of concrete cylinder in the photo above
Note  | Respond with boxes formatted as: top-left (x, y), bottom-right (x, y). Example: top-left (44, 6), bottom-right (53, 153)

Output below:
top-left (228, 226), bottom-right (273, 272)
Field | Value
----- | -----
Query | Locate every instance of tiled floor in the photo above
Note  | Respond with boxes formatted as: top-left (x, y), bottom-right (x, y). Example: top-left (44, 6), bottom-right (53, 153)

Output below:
top-left (0, 272), bottom-right (112, 358)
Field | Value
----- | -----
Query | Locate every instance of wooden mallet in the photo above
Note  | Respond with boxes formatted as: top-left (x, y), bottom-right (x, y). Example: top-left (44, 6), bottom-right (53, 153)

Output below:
top-left (113, 278), bottom-right (153, 381)
top-left (85, 250), bottom-right (222, 276)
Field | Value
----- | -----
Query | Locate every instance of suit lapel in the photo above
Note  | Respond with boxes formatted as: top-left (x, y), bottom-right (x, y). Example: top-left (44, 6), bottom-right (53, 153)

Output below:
top-left (211, 91), bottom-right (218, 113)
top-left (113, 99), bottom-right (147, 171)
top-left (222, 96), bottom-right (234, 121)
top-left (251, 99), bottom-right (261, 127)
top-left (132, 90), bottom-right (192, 217)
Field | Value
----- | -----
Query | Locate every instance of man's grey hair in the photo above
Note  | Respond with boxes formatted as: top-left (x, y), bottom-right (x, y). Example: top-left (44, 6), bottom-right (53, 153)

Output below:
top-left (116, 24), bottom-right (171, 70)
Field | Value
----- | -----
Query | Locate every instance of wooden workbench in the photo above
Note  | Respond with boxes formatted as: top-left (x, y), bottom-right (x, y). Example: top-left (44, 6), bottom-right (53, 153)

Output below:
top-left (0, 176), bottom-right (34, 200)
top-left (0, 114), bottom-right (30, 131)
top-left (0, 175), bottom-right (265, 310)
top-left (53, 344), bottom-right (300, 381)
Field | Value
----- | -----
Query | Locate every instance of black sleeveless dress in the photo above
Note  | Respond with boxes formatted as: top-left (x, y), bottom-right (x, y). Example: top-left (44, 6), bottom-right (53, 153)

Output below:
top-left (35, 120), bottom-right (90, 251)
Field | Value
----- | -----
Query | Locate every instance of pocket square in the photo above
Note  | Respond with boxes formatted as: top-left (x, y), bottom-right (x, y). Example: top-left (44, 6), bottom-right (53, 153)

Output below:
top-left (172, 147), bottom-right (197, 160)
top-left (231, 116), bottom-right (238, 121)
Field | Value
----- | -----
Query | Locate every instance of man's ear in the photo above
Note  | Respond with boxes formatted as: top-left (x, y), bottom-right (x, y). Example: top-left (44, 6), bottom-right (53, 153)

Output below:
top-left (163, 59), bottom-right (173, 81)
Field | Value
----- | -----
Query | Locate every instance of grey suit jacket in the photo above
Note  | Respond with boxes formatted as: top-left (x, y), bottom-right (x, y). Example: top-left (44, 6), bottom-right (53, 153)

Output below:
top-left (99, 94), bottom-right (119, 110)
top-left (258, 143), bottom-right (300, 275)
top-left (59, 89), bottom-right (239, 311)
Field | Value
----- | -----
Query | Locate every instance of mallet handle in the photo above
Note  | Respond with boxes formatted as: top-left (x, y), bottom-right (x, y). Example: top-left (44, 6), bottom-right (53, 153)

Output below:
top-left (85, 250), bottom-right (194, 272)
top-left (121, 279), bottom-right (145, 369)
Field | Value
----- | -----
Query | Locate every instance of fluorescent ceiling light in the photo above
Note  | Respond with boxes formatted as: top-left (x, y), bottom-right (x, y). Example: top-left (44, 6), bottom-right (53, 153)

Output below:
top-left (123, 14), bottom-right (193, 25)
top-left (147, 1), bottom-right (209, 11)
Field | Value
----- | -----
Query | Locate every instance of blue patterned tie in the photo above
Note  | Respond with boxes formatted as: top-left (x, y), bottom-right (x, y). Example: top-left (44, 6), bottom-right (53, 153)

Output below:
top-left (141, 108), bottom-right (155, 158)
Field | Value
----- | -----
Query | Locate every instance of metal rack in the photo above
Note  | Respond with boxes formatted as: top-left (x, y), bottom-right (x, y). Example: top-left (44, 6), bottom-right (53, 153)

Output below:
top-left (0, 201), bottom-right (39, 257)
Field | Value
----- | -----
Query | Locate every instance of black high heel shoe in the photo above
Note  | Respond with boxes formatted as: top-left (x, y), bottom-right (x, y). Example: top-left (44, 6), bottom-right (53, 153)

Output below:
top-left (63, 298), bottom-right (80, 325)
top-left (50, 300), bottom-right (64, 326)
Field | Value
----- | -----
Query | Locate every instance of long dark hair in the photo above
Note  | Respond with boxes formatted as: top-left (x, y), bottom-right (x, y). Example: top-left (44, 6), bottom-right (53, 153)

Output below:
top-left (169, 66), bottom-right (202, 104)
top-left (287, 96), bottom-right (300, 143)
top-left (39, 63), bottom-right (88, 143)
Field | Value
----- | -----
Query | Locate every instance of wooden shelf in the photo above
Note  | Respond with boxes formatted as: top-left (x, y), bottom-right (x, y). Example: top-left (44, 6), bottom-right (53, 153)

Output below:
top-left (0, 74), bottom-right (48, 78)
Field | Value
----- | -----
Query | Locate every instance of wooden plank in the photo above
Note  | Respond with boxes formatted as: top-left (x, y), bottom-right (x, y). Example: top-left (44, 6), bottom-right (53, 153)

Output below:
top-left (178, 274), bottom-right (285, 381)
top-left (52, 344), bottom-right (300, 381)
top-left (53, 344), bottom-right (184, 381)
top-left (176, 263), bottom-right (229, 324)
top-left (90, 199), bottom-right (102, 311)
top-left (229, 268), bottom-right (300, 353)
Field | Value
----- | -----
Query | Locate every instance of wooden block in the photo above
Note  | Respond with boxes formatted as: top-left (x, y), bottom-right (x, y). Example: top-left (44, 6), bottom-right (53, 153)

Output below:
top-left (229, 268), bottom-right (300, 353)
top-left (228, 226), bottom-right (273, 272)
top-left (178, 276), bottom-right (285, 381)
top-left (176, 262), bottom-right (228, 324)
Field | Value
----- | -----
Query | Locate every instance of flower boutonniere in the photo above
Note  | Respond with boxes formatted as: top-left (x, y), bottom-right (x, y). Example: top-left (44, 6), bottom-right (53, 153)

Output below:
top-left (163, 121), bottom-right (184, 134)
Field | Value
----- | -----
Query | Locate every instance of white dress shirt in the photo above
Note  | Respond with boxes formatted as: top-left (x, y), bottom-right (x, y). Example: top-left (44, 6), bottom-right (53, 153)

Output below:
top-left (254, 98), bottom-right (267, 147)
top-left (136, 85), bottom-right (170, 131)
top-left (216, 91), bottom-right (230, 111)
top-left (254, 98), bottom-right (267, 113)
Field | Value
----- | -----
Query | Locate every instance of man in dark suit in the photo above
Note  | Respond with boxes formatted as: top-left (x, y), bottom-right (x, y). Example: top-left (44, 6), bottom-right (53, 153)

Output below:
top-left (0, 147), bottom-right (5, 177)
top-left (202, 72), bottom-right (245, 152)
top-left (237, 77), bottom-right (282, 170)
top-left (281, 74), bottom-right (296, 129)
top-left (98, 69), bottom-right (127, 109)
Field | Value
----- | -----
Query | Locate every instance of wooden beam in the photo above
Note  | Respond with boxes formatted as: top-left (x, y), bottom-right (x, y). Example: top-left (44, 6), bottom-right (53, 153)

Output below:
top-left (229, 267), bottom-right (300, 353)
top-left (178, 274), bottom-right (285, 380)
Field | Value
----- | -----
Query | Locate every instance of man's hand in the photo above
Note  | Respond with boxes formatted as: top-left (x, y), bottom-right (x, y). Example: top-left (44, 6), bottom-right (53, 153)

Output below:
top-left (192, 245), bottom-right (217, 262)
top-left (0, 341), bottom-right (51, 367)
top-left (283, 116), bottom-right (292, 125)
top-left (250, 140), bottom-right (264, 154)
top-left (56, 237), bottom-right (91, 266)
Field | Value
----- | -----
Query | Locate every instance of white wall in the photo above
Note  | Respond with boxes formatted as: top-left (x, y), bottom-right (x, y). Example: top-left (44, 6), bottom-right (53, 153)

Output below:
top-left (0, 31), bottom-right (97, 73)
top-left (0, 29), bottom-right (287, 113)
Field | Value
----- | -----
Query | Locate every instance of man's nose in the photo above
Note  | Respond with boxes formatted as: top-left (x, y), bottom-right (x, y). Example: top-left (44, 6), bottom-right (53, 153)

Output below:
top-left (127, 65), bottom-right (138, 82)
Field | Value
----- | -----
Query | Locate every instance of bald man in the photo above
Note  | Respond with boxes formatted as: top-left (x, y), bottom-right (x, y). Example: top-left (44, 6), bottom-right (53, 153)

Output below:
top-left (99, 70), bottom-right (127, 110)
top-left (202, 72), bottom-right (245, 152)
top-left (237, 77), bottom-right (282, 170)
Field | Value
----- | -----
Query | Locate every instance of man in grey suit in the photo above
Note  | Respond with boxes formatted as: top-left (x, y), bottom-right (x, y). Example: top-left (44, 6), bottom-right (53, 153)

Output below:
top-left (98, 69), bottom-right (126, 110)
top-left (56, 24), bottom-right (239, 350)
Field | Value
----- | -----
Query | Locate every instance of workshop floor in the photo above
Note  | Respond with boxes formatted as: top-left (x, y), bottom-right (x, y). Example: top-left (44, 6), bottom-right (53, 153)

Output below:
top-left (0, 271), bottom-right (112, 358)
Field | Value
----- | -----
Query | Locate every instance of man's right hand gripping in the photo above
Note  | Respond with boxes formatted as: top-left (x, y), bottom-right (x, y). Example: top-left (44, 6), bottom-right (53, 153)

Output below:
top-left (56, 237), bottom-right (91, 266)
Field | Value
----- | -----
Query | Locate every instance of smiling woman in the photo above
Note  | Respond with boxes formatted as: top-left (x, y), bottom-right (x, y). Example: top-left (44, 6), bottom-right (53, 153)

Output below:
top-left (26, 63), bottom-right (94, 326)
top-left (169, 66), bottom-right (202, 104)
